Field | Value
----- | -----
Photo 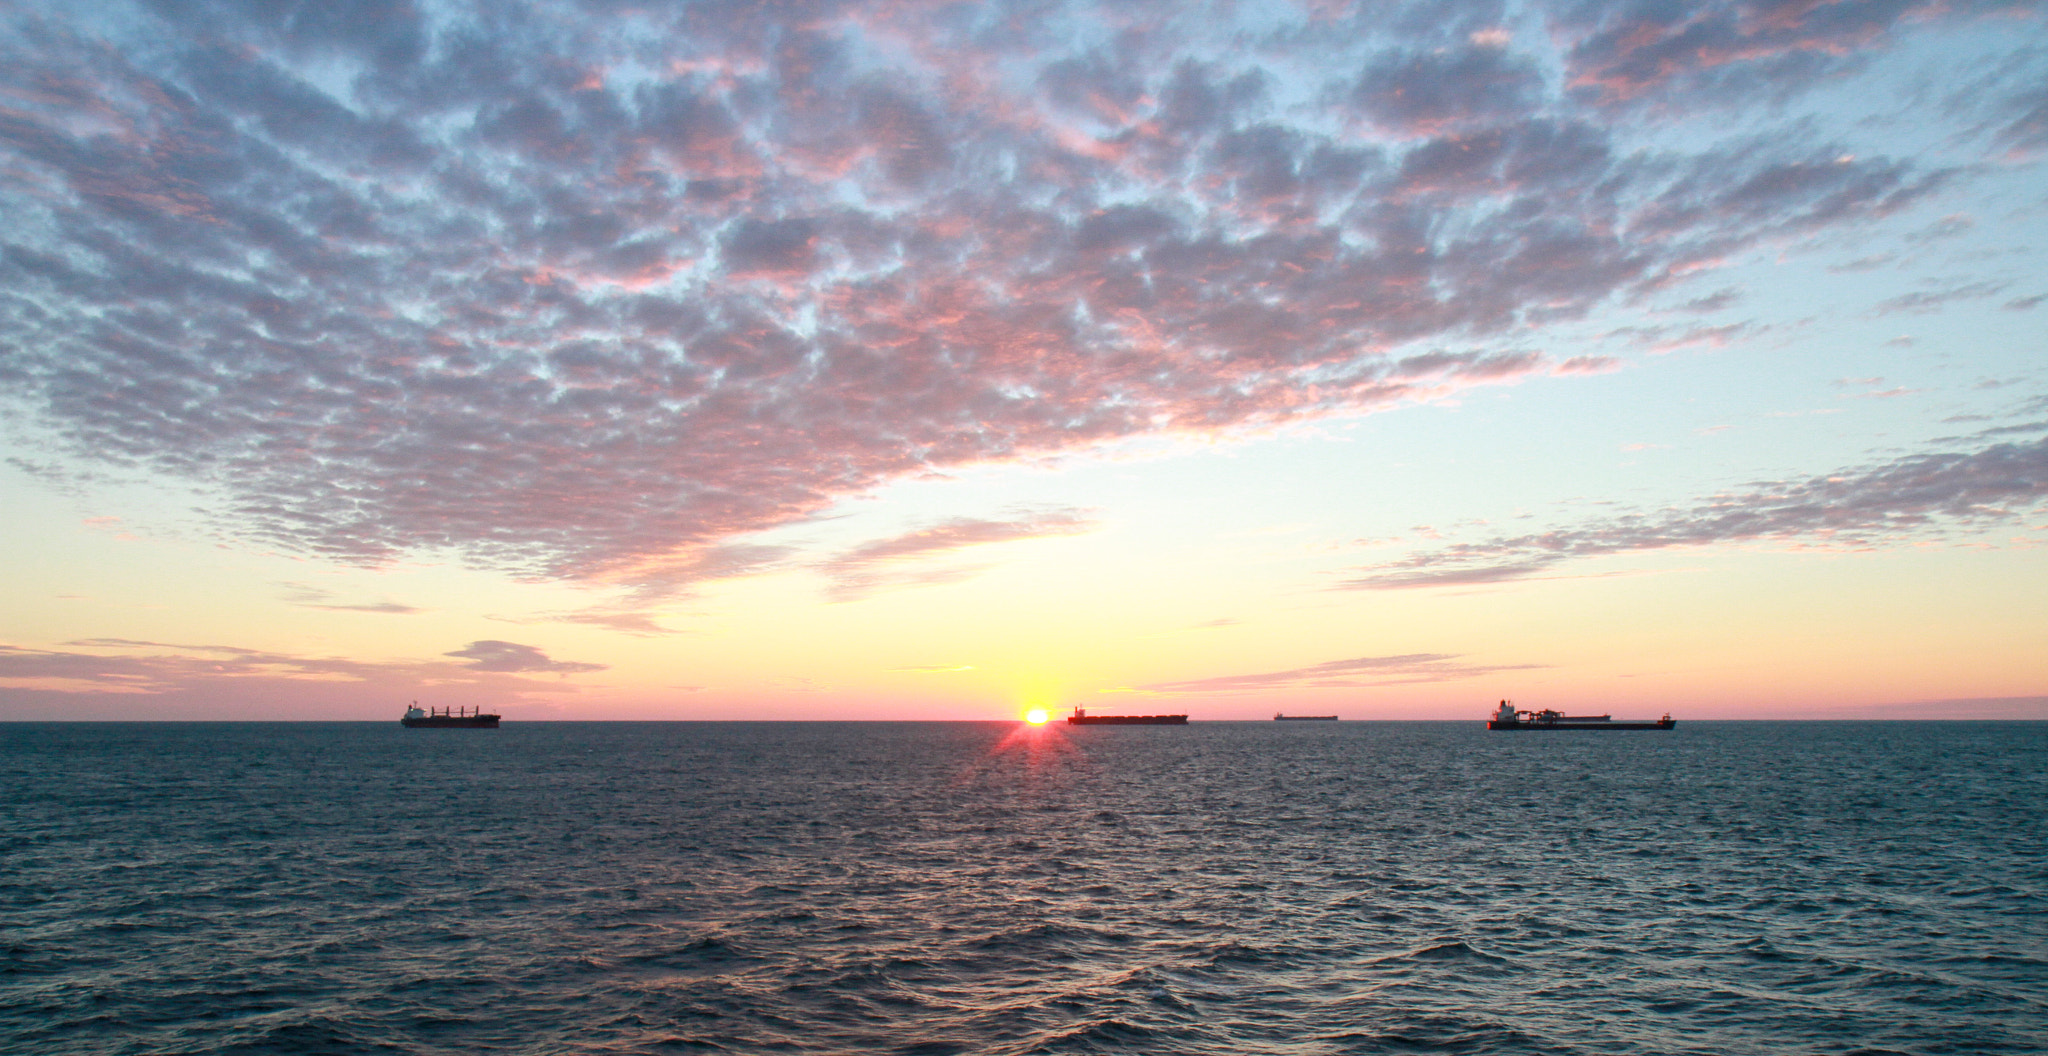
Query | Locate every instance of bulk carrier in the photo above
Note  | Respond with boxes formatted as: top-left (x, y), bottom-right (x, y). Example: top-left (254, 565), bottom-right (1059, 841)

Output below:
top-left (1487, 700), bottom-right (1673, 731)
top-left (401, 702), bottom-right (500, 728)
top-left (1066, 706), bottom-right (1187, 726)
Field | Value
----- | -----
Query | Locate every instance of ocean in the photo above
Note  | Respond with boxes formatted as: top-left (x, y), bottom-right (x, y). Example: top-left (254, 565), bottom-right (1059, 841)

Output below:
top-left (3, 720), bottom-right (2043, 1055)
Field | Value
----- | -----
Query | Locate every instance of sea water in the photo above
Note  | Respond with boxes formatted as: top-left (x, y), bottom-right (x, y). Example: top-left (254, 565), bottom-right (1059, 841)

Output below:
top-left (3, 720), bottom-right (2043, 1055)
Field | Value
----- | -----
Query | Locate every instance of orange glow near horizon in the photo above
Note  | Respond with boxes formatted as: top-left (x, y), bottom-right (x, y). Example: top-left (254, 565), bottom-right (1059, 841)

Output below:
top-left (1024, 707), bottom-right (1050, 724)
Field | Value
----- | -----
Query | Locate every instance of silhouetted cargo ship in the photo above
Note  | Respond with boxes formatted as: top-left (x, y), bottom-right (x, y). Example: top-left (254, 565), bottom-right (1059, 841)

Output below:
top-left (401, 702), bottom-right (500, 728)
top-left (1067, 707), bottom-right (1187, 725)
top-left (1274, 713), bottom-right (1338, 721)
top-left (1487, 700), bottom-right (1673, 731)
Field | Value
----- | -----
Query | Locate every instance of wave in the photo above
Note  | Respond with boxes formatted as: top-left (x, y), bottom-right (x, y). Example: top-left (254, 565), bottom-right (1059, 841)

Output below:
top-left (5, 721), bottom-right (2044, 1055)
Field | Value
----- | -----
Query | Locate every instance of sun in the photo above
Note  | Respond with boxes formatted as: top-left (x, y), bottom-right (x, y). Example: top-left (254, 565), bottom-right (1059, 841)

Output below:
top-left (1024, 707), bottom-right (1050, 725)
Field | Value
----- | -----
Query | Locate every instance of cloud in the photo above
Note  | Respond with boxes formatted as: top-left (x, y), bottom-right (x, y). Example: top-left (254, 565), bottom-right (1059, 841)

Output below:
top-left (818, 508), bottom-right (1098, 601)
top-left (1673, 288), bottom-right (1741, 313)
top-left (443, 640), bottom-right (607, 673)
top-left (721, 218), bottom-right (819, 276)
top-left (1351, 46), bottom-right (1548, 136)
top-left (549, 610), bottom-right (677, 637)
top-left (1855, 696), bottom-right (2048, 720)
top-left (1831, 254), bottom-right (1895, 273)
top-left (0, 636), bottom-right (598, 715)
top-left (1603, 321), bottom-right (1764, 356)
top-left (470, 541), bottom-right (794, 635)
top-left (1906, 215), bottom-right (1975, 244)
top-left (1992, 80), bottom-right (2048, 158)
top-left (1140, 653), bottom-right (1543, 694)
top-left (1873, 281), bottom-right (2007, 315)
top-left (1552, 0), bottom-right (2032, 112)
top-left (280, 582), bottom-right (422, 614)
top-left (1554, 354), bottom-right (1622, 375)
top-left (0, 0), bottom-right (2023, 595)
top-left (547, 542), bottom-right (797, 629)
top-left (1344, 434), bottom-right (2048, 588)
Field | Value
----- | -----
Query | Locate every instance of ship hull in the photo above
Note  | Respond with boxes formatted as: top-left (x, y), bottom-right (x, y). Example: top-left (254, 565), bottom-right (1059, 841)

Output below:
top-left (401, 715), bottom-right (501, 728)
top-left (1488, 719), bottom-right (1674, 731)
top-left (1068, 715), bottom-right (1188, 725)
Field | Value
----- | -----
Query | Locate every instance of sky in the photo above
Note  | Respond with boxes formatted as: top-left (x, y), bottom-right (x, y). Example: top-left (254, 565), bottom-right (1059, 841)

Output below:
top-left (2, 0), bottom-right (2045, 722)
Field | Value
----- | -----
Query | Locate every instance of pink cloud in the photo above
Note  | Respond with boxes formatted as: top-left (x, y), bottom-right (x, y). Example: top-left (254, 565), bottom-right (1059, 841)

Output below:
top-left (818, 509), bottom-right (1098, 601)
top-left (1555, 354), bottom-right (1623, 375)
top-left (0, 0), bottom-right (2020, 600)
top-left (0, 637), bottom-right (606, 717)
top-left (1553, 0), bottom-right (1993, 111)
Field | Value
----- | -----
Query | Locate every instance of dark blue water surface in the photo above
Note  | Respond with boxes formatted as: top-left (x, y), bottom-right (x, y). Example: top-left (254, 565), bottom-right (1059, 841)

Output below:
top-left (3, 721), bottom-right (2044, 1055)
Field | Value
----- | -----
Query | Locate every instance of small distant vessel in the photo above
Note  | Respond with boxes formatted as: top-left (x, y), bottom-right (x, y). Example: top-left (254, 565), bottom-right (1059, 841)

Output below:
top-left (1274, 713), bottom-right (1338, 721)
top-left (1487, 700), bottom-right (1672, 731)
top-left (1067, 706), bottom-right (1187, 726)
top-left (401, 702), bottom-right (500, 728)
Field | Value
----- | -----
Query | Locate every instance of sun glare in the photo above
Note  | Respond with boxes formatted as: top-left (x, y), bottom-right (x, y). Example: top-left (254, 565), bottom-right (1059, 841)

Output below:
top-left (1024, 708), bottom-right (1050, 725)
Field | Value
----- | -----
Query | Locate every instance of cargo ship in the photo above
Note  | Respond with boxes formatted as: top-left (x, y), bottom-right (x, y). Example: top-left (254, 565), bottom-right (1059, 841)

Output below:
top-left (1067, 706), bottom-right (1187, 726)
top-left (401, 702), bottom-right (500, 728)
top-left (1487, 700), bottom-right (1672, 731)
top-left (1274, 713), bottom-right (1338, 721)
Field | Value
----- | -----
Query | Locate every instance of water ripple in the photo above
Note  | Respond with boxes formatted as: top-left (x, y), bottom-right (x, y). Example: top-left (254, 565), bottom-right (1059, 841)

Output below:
top-left (2, 720), bottom-right (2044, 1054)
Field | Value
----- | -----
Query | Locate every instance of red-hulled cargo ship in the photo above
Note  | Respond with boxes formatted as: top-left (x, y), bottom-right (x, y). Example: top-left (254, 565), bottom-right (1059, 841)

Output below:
top-left (1067, 706), bottom-right (1187, 726)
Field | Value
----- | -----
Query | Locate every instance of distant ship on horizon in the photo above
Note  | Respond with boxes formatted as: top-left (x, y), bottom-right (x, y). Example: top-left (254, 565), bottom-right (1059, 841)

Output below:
top-left (1067, 706), bottom-right (1187, 726)
top-left (1487, 700), bottom-right (1673, 731)
top-left (401, 702), bottom-right (500, 728)
top-left (1274, 713), bottom-right (1338, 721)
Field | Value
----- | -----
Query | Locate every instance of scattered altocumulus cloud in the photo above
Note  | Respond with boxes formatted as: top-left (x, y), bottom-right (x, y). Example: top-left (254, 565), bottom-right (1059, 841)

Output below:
top-left (0, 0), bottom-right (2038, 599)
